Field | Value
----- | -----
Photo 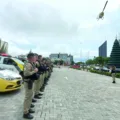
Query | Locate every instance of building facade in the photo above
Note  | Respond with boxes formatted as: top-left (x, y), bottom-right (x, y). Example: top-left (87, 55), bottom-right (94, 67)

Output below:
top-left (49, 53), bottom-right (74, 65)
top-left (49, 54), bottom-right (59, 61)
top-left (99, 41), bottom-right (107, 57)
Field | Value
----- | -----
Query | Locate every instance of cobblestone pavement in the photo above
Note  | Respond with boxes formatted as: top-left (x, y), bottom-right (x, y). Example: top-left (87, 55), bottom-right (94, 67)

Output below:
top-left (0, 68), bottom-right (120, 120)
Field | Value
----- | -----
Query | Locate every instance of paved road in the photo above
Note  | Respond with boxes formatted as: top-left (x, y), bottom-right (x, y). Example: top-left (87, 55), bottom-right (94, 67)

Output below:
top-left (0, 68), bottom-right (120, 120)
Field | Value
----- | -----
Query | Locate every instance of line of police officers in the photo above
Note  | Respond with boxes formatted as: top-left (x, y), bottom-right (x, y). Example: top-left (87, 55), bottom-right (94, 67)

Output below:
top-left (23, 53), bottom-right (53, 119)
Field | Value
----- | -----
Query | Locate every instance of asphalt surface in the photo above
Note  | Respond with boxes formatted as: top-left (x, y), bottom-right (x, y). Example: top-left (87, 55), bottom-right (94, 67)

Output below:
top-left (0, 67), bottom-right (120, 120)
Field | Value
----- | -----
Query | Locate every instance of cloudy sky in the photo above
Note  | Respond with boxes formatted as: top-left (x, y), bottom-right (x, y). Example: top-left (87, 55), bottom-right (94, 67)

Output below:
top-left (0, 0), bottom-right (120, 62)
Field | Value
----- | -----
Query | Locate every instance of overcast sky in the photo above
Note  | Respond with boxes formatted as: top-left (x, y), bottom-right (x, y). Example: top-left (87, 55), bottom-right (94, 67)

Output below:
top-left (0, 0), bottom-right (120, 62)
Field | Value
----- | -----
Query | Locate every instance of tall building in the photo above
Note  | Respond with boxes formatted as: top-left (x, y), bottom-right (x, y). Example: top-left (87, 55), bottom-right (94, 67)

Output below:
top-left (99, 41), bottom-right (107, 57)
top-left (0, 39), bottom-right (8, 53)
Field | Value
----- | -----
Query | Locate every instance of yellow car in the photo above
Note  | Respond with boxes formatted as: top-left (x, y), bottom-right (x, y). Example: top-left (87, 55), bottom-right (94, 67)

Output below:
top-left (0, 56), bottom-right (24, 72)
top-left (0, 69), bottom-right (23, 92)
top-left (11, 57), bottom-right (24, 71)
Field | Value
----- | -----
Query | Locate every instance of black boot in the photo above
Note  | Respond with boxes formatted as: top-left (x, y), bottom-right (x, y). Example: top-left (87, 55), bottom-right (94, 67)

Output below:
top-left (30, 104), bottom-right (35, 108)
top-left (40, 86), bottom-right (45, 92)
top-left (37, 93), bottom-right (43, 96)
top-left (112, 81), bottom-right (116, 83)
top-left (34, 95), bottom-right (41, 99)
top-left (29, 109), bottom-right (35, 113)
top-left (32, 99), bottom-right (37, 103)
top-left (23, 113), bottom-right (33, 119)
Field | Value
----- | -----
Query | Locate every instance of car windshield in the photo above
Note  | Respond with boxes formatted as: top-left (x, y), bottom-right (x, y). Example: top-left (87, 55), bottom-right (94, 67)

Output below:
top-left (12, 58), bottom-right (24, 65)
top-left (0, 73), bottom-right (5, 78)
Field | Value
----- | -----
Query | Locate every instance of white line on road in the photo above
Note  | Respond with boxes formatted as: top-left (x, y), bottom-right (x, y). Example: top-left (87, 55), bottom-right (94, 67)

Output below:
top-left (64, 77), bottom-right (68, 80)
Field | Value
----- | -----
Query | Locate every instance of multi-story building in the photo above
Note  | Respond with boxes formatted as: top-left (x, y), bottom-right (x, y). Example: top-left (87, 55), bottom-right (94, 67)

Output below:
top-left (69, 54), bottom-right (73, 62)
top-left (99, 41), bottom-right (107, 57)
top-left (49, 53), bottom-right (74, 65)
top-left (49, 54), bottom-right (59, 61)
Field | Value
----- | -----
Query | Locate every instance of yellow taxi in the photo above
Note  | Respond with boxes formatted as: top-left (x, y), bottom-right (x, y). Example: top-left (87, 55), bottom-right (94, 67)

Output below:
top-left (11, 57), bottom-right (24, 71)
top-left (0, 56), bottom-right (24, 72)
top-left (0, 69), bottom-right (23, 92)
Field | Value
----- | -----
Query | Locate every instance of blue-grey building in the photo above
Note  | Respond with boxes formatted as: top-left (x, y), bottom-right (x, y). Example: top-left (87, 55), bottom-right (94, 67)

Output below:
top-left (99, 41), bottom-right (107, 57)
top-left (49, 53), bottom-right (74, 65)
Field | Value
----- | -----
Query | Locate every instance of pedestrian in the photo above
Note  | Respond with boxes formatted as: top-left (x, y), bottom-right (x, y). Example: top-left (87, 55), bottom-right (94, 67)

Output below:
top-left (23, 53), bottom-right (38, 119)
top-left (110, 66), bottom-right (116, 83)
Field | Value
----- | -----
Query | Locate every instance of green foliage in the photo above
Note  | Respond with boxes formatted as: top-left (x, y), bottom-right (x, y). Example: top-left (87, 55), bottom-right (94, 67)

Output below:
top-left (54, 60), bottom-right (58, 65)
top-left (72, 67), bottom-right (120, 78)
top-left (95, 57), bottom-right (104, 65)
top-left (85, 57), bottom-right (110, 65)
top-left (53, 60), bottom-right (64, 65)
top-left (71, 61), bottom-right (74, 65)
top-left (104, 57), bottom-right (110, 64)
top-left (90, 69), bottom-right (120, 78)
top-left (59, 60), bottom-right (64, 65)
top-left (86, 59), bottom-right (93, 65)
top-left (76, 62), bottom-right (84, 65)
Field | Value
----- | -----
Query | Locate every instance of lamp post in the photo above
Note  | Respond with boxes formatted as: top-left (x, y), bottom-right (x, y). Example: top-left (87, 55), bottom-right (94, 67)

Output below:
top-left (80, 42), bottom-right (82, 62)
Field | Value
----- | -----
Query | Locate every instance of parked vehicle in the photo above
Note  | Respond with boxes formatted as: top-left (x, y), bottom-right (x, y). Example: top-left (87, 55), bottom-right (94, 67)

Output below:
top-left (72, 65), bottom-right (80, 69)
top-left (0, 56), bottom-right (24, 73)
top-left (0, 68), bottom-right (23, 92)
top-left (101, 66), bottom-right (109, 72)
top-left (94, 66), bottom-right (100, 70)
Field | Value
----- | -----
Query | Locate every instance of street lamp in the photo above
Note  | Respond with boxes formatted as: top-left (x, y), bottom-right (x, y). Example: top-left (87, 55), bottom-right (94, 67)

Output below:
top-left (80, 42), bottom-right (82, 62)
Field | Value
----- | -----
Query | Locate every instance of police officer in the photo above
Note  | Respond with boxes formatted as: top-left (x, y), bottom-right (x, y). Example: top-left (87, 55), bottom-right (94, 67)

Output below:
top-left (47, 59), bottom-right (52, 78)
top-left (33, 53), bottom-right (42, 99)
top-left (23, 53), bottom-right (38, 119)
top-left (43, 58), bottom-right (48, 85)
top-left (38, 55), bottom-right (45, 93)
top-left (44, 59), bottom-right (50, 84)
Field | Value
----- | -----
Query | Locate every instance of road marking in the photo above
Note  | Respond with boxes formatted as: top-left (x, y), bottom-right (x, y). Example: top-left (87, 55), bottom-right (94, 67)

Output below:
top-left (64, 77), bottom-right (68, 80)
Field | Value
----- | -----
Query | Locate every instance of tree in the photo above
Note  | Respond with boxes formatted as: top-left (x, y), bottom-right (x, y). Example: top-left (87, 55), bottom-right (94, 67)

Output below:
top-left (76, 62), bottom-right (84, 65)
top-left (93, 57), bottom-right (104, 66)
top-left (71, 61), bottom-right (74, 65)
top-left (59, 60), bottom-right (64, 65)
top-left (108, 38), bottom-right (120, 68)
top-left (86, 59), bottom-right (93, 65)
top-left (104, 57), bottom-right (110, 64)
top-left (54, 60), bottom-right (58, 65)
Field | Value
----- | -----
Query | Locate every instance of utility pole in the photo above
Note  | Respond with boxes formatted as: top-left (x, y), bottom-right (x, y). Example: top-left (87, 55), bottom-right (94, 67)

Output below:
top-left (88, 51), bottom-right (90, 60)
top-left (80, 42), bottom-right (82, 62)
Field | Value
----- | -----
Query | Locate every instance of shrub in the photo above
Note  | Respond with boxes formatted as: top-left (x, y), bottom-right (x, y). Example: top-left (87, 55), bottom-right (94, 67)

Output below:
top-left (72, 67), bottom-right (120, 78)
top-left (90, 69), bottom-right (120, 78)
